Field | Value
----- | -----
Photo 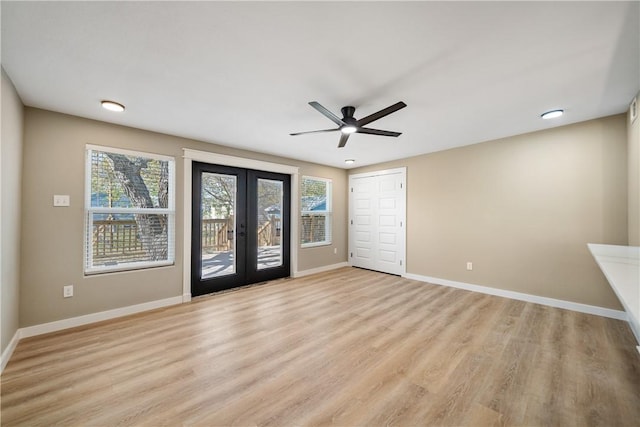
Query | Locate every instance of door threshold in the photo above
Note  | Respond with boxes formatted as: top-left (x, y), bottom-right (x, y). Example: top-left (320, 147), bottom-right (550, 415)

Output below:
top-left (191, 276), bottom-right (293, 299)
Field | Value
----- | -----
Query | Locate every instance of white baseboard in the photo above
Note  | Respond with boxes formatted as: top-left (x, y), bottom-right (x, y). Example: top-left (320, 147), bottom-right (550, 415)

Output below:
top-left (1, 329), bottom-right (21, 373)
top-left (293, 262), bottom-right (349, 278)
top-left (627, 312), bottom-right (640, 348)
top-left (403, 273), bottom-right (627, 321)
top-left (20, 296), bottom-right (183, 339)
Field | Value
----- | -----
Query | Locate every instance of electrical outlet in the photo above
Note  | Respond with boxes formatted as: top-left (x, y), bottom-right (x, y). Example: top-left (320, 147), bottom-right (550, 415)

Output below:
top-left (466, 262), bottom-right (473, 271)
top-left (63, 284), bottom-right (74, 298)
top-left (334, 248), bottom-right (337, 254)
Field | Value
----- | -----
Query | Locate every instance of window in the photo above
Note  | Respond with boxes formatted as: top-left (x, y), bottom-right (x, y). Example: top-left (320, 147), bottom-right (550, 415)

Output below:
top-left (301, 176), bottom-right (332, 247)
top-left (85, 145), bottom-right (175, 274)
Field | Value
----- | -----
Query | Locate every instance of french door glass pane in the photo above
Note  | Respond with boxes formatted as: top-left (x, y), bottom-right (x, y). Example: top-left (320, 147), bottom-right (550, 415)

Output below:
top-left (201, 172), bottom-right (236, 279)
top-left (257, 178), bottom-right (283, 270)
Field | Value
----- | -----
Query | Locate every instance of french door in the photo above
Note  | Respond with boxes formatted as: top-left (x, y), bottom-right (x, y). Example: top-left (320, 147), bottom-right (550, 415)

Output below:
top-left (191, 162), bottom-right (290, 296)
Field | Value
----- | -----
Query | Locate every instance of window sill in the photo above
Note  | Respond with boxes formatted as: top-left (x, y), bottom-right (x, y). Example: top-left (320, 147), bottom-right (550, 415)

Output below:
top-left (85, 261), bottom-right (175, 276)
top-left (301, 242), bottom-right (332, 249)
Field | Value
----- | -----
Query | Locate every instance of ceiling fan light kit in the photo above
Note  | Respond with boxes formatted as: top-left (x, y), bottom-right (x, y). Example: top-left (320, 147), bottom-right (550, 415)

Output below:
top-left (291, 101), bottom-right (407, 148)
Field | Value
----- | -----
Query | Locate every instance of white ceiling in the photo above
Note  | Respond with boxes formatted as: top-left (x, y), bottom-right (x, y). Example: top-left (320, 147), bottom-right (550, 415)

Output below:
top-left (2, 1), bottom-right (638, 169)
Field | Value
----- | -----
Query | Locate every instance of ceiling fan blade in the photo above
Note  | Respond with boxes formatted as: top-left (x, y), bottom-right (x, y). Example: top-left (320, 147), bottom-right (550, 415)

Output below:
top-left (309, 101), bottom-right (346, 126)
top-left (356, 101), bottom-right (407, 127)
top-left (338, 133), bottom-right (350, 148)
top-left (290, 128), bottom-right (339, 136)
top-left (356, 128), bottom-right (402, 137)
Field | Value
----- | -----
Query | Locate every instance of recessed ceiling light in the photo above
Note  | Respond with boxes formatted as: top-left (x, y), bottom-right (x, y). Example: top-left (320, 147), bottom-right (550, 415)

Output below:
top-left (341, 125), bottom-right (357, 134)
top-left (345, 159), bottom-right (355, 165)
top-left (541, 109), bottom-right (563, 119)
top-left (101, 100), bottom-right (125, 112)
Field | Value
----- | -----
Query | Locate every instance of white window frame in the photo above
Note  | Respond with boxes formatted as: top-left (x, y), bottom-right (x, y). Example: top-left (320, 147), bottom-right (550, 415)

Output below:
top-left (84, 144), bottom-right (176, 275)
top-left (300, 176), bottom-right (332, 248)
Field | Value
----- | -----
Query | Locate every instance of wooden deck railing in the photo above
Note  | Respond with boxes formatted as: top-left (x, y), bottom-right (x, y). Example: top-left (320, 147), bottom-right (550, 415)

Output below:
top-left (93, 219), bottom-right (145, 261)
top-left (258, 218), bottom-right (281, 247)
top-left (301, 214), bottom-right (326, 244)
top-left (201, 218), bottom-right (232, 252)
top-left (93, 217), bottom-right (285, 263)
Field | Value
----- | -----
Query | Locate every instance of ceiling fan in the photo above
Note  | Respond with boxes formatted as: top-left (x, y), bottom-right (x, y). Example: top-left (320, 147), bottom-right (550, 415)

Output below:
top-left (290, 101), bottom-right (407, 148)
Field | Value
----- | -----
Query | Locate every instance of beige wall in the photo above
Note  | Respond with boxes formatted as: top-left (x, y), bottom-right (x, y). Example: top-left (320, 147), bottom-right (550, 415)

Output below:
top-left (1, 69), bottom-right (24, 353)
top-left (352, 115), bottom-right (628, 309)
top-left (629, 93), bottom-right (640, 245)
top-left (20, 108), bottom-right (347, 327)
top-left (14, 106), bottom-right (633, 326)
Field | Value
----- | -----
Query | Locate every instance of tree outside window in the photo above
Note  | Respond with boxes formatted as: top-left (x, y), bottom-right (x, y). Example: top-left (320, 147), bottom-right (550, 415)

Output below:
top-left (85, 146), bottom-right (175, 274)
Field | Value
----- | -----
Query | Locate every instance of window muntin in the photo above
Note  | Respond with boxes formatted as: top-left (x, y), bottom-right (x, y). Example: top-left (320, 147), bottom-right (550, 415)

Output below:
top-left (300, 176), bottom-right (332, 247)
top-left (85, 145), bottom-right (175, 274)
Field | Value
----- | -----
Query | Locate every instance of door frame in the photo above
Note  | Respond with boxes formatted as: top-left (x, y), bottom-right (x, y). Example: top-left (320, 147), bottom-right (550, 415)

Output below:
top-left (182, 149), bottom-right (299, 302)
top-left (348, 167), bottom-right (407, 276)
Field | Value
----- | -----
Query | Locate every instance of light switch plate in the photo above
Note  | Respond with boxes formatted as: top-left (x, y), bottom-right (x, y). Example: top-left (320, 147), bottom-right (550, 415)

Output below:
top-left (53, 195), bottom-right (70, 207)
top-left (63, 285), bottom-right (73, 298)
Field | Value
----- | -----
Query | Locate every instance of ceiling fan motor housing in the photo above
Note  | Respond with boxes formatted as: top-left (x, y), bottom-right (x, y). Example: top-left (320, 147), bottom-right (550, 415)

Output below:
top-left (341, 106), bottom-right (356, 119)
top-left (341, 106), bottom-right (358, 131)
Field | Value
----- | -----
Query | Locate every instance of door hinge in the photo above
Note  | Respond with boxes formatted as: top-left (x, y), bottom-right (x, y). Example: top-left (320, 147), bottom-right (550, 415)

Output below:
top-left (400, 221), bottom-right (403, 227)
top-left (350, 219), bottom-right (353, 225)
top-left (400, 260), bottom-right (403, 266)
top-left (350, 252), bottom-right (353, 257)
top-left (351, 187), bottom-right (353, 192)
top-left (400, 182), bottom-right (403, 189)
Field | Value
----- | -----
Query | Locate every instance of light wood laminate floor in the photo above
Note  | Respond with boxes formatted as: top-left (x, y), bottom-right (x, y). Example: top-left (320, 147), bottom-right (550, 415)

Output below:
top-left (2, 267), bottom-right (639, 426)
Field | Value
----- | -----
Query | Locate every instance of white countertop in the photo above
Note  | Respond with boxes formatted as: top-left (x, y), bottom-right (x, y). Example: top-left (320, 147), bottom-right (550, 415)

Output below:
top-left (588, 243), bottom-right (640, 344)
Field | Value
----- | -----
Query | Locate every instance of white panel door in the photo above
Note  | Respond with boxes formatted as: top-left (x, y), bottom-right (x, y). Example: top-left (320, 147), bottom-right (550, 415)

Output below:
top-left (349, 168), bottom-right (406, 275)
top-left (351, 177), bottom-right (375, 270)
